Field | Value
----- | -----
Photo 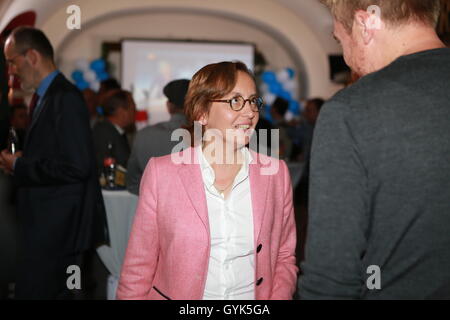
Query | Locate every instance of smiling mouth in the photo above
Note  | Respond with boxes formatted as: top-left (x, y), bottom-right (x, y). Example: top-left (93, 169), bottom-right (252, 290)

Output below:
top-left (234, 124), bottom-right (251, 130)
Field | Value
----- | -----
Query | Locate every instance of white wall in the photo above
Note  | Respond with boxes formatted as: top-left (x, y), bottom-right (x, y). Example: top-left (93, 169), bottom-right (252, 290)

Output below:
top-left (1, 0), bottom-right (344, 99)
top-left (57, 11), bottom-right (298, 86)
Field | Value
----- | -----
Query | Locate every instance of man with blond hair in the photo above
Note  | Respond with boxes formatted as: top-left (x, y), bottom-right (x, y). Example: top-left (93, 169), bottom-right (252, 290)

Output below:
top-left (299, 0), bottom-right (450, 299)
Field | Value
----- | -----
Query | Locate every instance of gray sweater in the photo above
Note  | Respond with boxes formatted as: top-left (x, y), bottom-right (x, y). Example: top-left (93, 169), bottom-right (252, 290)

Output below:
top-left (298, 48), bottom-right (450, 299)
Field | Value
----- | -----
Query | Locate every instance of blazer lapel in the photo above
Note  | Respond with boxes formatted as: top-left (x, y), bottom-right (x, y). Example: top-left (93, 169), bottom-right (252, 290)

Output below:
top-left (27, 74), bottom-right (62, 137)
top-left (28, 94), bottom-right (49, 132)
top-left (249, 153), bottom-right (270, 242)
top-left (23, 94), bottom-right (50, 151)
top-left (178, 148), bottom-right (210, 234)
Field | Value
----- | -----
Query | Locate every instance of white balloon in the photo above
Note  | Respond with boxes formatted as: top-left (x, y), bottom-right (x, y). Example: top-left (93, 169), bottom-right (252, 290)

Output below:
top-left (90, 81), bottom-right (100, 92)
top-left (84, 70), bottom-right (97, 82)
top-left (283, 79), bottom-right (297, 92)
top-left (75, 58), bottom-right (90, 72)
top-left (276, 69), bottom-right (290, 83)
top-left (259, 83), bottom-right (269, 94)
top-left (263, 93), bottom-right (276, 106)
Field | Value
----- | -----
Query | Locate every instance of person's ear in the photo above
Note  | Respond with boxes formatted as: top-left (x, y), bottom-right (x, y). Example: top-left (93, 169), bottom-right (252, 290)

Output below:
top-left (26, 49), bottom-right (39, 66)
top-left (354, 10), bottom-right (377, 45)
top-left (198, 113), bottom-right (208, 126)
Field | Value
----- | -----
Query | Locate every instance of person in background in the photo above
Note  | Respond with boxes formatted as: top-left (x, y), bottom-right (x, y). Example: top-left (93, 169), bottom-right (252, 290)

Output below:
top-left (270, 97), bottom-right (292, 160)
top-left (0, 26), bottom-right (108, 300)
top-left (126, 79), bottom-right (189, 195)
top-left (299, 0), bottom-right (450, 299)
top-left (98, 78), bottom-right (137, 144)
top-left (117, 61), bottom-right (298, 300)
top-left (82, 88), bottom-right (99, 128)
top-left (292, 98), bottom-right (324, 265)
top-left (98, 78), bottom-right (121, 105)
top-left (92, 89), bottom-right (136, 175)
top-left (298, 98), bottom-right (324, 163)
top-left (96, 78), bottom-right (121, 123)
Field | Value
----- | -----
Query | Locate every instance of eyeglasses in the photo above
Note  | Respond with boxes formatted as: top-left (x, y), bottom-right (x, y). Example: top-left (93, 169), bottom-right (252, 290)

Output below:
top-left (6, 49), bottom-right (29, 67)
top-left (210, 95), bottom-right (263, 112)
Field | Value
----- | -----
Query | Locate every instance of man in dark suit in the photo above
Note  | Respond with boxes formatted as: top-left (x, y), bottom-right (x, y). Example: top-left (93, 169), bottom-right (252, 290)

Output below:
top-left (0, 27), bottom-right (108, 299)
top-left (92, 89), bottom-right (135, 175)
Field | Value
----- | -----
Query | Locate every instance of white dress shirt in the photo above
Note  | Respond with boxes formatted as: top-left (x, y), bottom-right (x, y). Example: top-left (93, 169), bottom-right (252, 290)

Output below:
top-left (197, 146), bottom-right (256, 300)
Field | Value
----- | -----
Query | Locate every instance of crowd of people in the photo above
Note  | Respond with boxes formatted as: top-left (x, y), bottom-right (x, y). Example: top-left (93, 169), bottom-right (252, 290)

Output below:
top-left (0, 0), bottom-right (449, 300)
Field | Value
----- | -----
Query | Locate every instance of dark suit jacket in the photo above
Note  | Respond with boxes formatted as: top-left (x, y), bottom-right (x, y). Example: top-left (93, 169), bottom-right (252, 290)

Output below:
top-left (126, 113), bottom-right (187, 195)
top-left (14, 73), bottom-right (109, 259)
top-left (92, 120), bottom-right (130, 175)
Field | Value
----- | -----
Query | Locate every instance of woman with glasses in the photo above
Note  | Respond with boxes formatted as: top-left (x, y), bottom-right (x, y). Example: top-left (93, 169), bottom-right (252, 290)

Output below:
top-left (117, 61), bottom-right (298, 300)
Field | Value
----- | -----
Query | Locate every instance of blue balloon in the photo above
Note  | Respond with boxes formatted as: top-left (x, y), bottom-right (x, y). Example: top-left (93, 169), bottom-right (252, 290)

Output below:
top-left (279, 90), bottom-right (292, 101)
top-left (71, 70), bottom-right (84, 82)
top-left (269, 82), bottom-right (282, 95)
top-left (286, 68), bottom-right (295, 79)
top-left (262, 71), bottom-right (276, 83)
top-left (90, 59), bottom-right (106, 72)
top-left (76, 80), bottom-right (89, 91)
top-left (97, 71), bottom-right (110, 81)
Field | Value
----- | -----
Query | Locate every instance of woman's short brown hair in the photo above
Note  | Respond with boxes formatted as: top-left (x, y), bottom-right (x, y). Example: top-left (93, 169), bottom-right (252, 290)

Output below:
top-left (184, 61), bottom-right (255, 126)
top-left (321, 0), bottom-right (441, 32)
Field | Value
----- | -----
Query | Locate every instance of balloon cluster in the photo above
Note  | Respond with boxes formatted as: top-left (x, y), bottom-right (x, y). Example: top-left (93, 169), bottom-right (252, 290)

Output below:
top-left (71, 58), bottom-right (110, 92)
top-left (260, 68), bottom-right (301, 121)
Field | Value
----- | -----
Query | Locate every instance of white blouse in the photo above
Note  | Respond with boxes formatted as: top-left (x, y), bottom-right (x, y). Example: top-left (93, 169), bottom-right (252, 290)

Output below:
top-left (197, 146), bottom-right (256, 300)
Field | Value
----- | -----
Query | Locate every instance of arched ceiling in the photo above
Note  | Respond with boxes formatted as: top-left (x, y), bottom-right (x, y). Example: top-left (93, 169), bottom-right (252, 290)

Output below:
top-left (0, 0), bottom-right (341, 55)
top-left (0, 0), bottom-right (343, 97)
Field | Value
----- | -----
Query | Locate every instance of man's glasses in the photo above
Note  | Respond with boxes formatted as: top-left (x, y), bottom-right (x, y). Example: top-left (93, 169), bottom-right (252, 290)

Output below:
top-left (6, 49), bottom-right (29, 67)
top-left (210, 95), bottom-right (263, 112)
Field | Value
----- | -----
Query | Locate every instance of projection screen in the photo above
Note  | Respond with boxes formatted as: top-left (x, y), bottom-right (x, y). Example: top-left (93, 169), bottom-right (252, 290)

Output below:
top-left (122, 39), bottom-right (254, 125)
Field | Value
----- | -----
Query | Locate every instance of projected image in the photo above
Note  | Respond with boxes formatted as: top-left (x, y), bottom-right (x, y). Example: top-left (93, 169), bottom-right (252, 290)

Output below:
top-left (122, 40), bottom-right (254, 125)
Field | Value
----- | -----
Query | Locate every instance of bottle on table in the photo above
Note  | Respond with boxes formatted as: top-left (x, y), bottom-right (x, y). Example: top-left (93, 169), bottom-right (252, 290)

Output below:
top-left (103, 141), bottom-right (116, 189)
top-left (7, 127), bottom-right (18, 155)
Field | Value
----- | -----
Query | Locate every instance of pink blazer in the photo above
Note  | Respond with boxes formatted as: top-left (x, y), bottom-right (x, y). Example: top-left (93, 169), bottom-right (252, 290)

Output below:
top-left (116, 148), bottom-right (298, 300)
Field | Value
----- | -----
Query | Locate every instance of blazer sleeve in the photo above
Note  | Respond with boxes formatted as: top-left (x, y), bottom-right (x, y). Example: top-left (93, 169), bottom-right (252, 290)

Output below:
top-left (14, 90), bottom-right (92, 186)
top-left (270, 160), bottom-right (299, 299)
top-left (116, 157), bottom-right (160, 299)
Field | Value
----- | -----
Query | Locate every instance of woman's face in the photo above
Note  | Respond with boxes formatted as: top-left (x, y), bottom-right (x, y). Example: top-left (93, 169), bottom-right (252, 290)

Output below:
top-left (200, 71), bottom-right (259, 151)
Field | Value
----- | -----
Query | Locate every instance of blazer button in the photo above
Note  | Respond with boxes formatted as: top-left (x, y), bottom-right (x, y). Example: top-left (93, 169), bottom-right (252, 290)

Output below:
top-left (256, 277), bottom-right (263, 286)
top-left (257, 244), bottom-right (262, 253)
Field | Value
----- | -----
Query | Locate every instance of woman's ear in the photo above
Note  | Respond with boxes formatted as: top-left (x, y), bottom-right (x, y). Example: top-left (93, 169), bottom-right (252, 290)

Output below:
top-left (198, 114), bottom-right (208, 126)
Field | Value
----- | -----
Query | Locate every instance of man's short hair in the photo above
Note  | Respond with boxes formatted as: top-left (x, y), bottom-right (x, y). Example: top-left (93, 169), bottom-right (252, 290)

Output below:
top-left (102, 90), bottom-right (132, 117)
top-left (272, 97), bottom-right (289, 117)
top-left (163, 79), bottom-right (190, 109)
top-left (308, 98), bottom-right (325, 112)
top-left (99, 78), bottom-right (121, 93)
top-left (321, 0), bottom-right (441, 31)
top-left (9, 26), bottom-right (54, 61)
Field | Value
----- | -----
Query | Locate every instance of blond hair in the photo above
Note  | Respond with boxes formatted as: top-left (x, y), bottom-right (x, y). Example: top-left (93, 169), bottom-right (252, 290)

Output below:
top-left (321, 0), bottom-right (441, 31)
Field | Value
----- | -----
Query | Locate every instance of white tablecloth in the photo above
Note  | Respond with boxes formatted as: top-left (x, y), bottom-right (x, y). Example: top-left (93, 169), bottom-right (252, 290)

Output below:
top-left (97, 190), bottom-right (138, 298)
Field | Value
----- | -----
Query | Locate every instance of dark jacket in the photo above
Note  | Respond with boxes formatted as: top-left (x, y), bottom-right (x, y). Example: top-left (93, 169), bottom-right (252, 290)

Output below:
top-left (92, 120), bottom-right (130, 176)
top-left (14, 73), bottom-right (109, 259)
